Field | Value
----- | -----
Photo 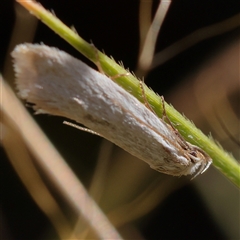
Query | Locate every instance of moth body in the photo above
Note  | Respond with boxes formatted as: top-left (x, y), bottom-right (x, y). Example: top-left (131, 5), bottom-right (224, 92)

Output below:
top-left (12, 44), bottom-right (212, 177)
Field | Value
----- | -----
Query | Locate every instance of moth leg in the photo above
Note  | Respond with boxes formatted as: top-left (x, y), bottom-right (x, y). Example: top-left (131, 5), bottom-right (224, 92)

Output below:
top-left (139, 79), bottom-right (156, 114)
top-left (139, 81), bottom-right (184, 145)
top-left (160, 96), bottom-right (191, 150)
top-left (90, 43), bottom-right (105, 74)
top-left (160, 96), bottom-right (175, 128)
top-left (111, 72), bottom-right (130, 80)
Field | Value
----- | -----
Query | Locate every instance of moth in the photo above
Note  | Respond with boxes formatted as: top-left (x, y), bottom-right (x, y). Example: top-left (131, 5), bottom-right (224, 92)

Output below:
top-left (12, 43), bottom-right (212, 178)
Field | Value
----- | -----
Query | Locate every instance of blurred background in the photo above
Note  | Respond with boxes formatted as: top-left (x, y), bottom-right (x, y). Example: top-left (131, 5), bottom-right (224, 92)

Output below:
top-left (1, 0), bottom-right (239, 239)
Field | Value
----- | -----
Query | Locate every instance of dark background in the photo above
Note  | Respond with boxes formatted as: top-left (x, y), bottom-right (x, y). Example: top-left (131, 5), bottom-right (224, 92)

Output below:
top-left (1, 0), bottom-right (239, 239)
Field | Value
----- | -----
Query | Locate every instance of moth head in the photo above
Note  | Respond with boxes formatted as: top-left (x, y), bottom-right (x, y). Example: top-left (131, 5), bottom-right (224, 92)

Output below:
top-left (186, 144), bottom-right (212, 179)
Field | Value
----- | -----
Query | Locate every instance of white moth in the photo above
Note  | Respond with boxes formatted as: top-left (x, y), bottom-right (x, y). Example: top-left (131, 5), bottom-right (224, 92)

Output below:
top-left (12, 43), bottom-right (212, 178)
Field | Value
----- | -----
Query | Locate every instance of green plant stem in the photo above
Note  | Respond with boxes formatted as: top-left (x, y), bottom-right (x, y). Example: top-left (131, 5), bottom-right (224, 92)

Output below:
top-left (17, 0), bottom-right (240, 188)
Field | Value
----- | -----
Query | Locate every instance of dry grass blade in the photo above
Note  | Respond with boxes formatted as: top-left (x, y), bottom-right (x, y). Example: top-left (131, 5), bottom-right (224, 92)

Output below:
top-left (0, 78), bottom-right (122, 239)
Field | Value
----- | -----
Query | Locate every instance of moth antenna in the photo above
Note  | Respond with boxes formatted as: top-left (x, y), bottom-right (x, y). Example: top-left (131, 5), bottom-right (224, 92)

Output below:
top-left (63, 121), bottom-right (102, 137)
